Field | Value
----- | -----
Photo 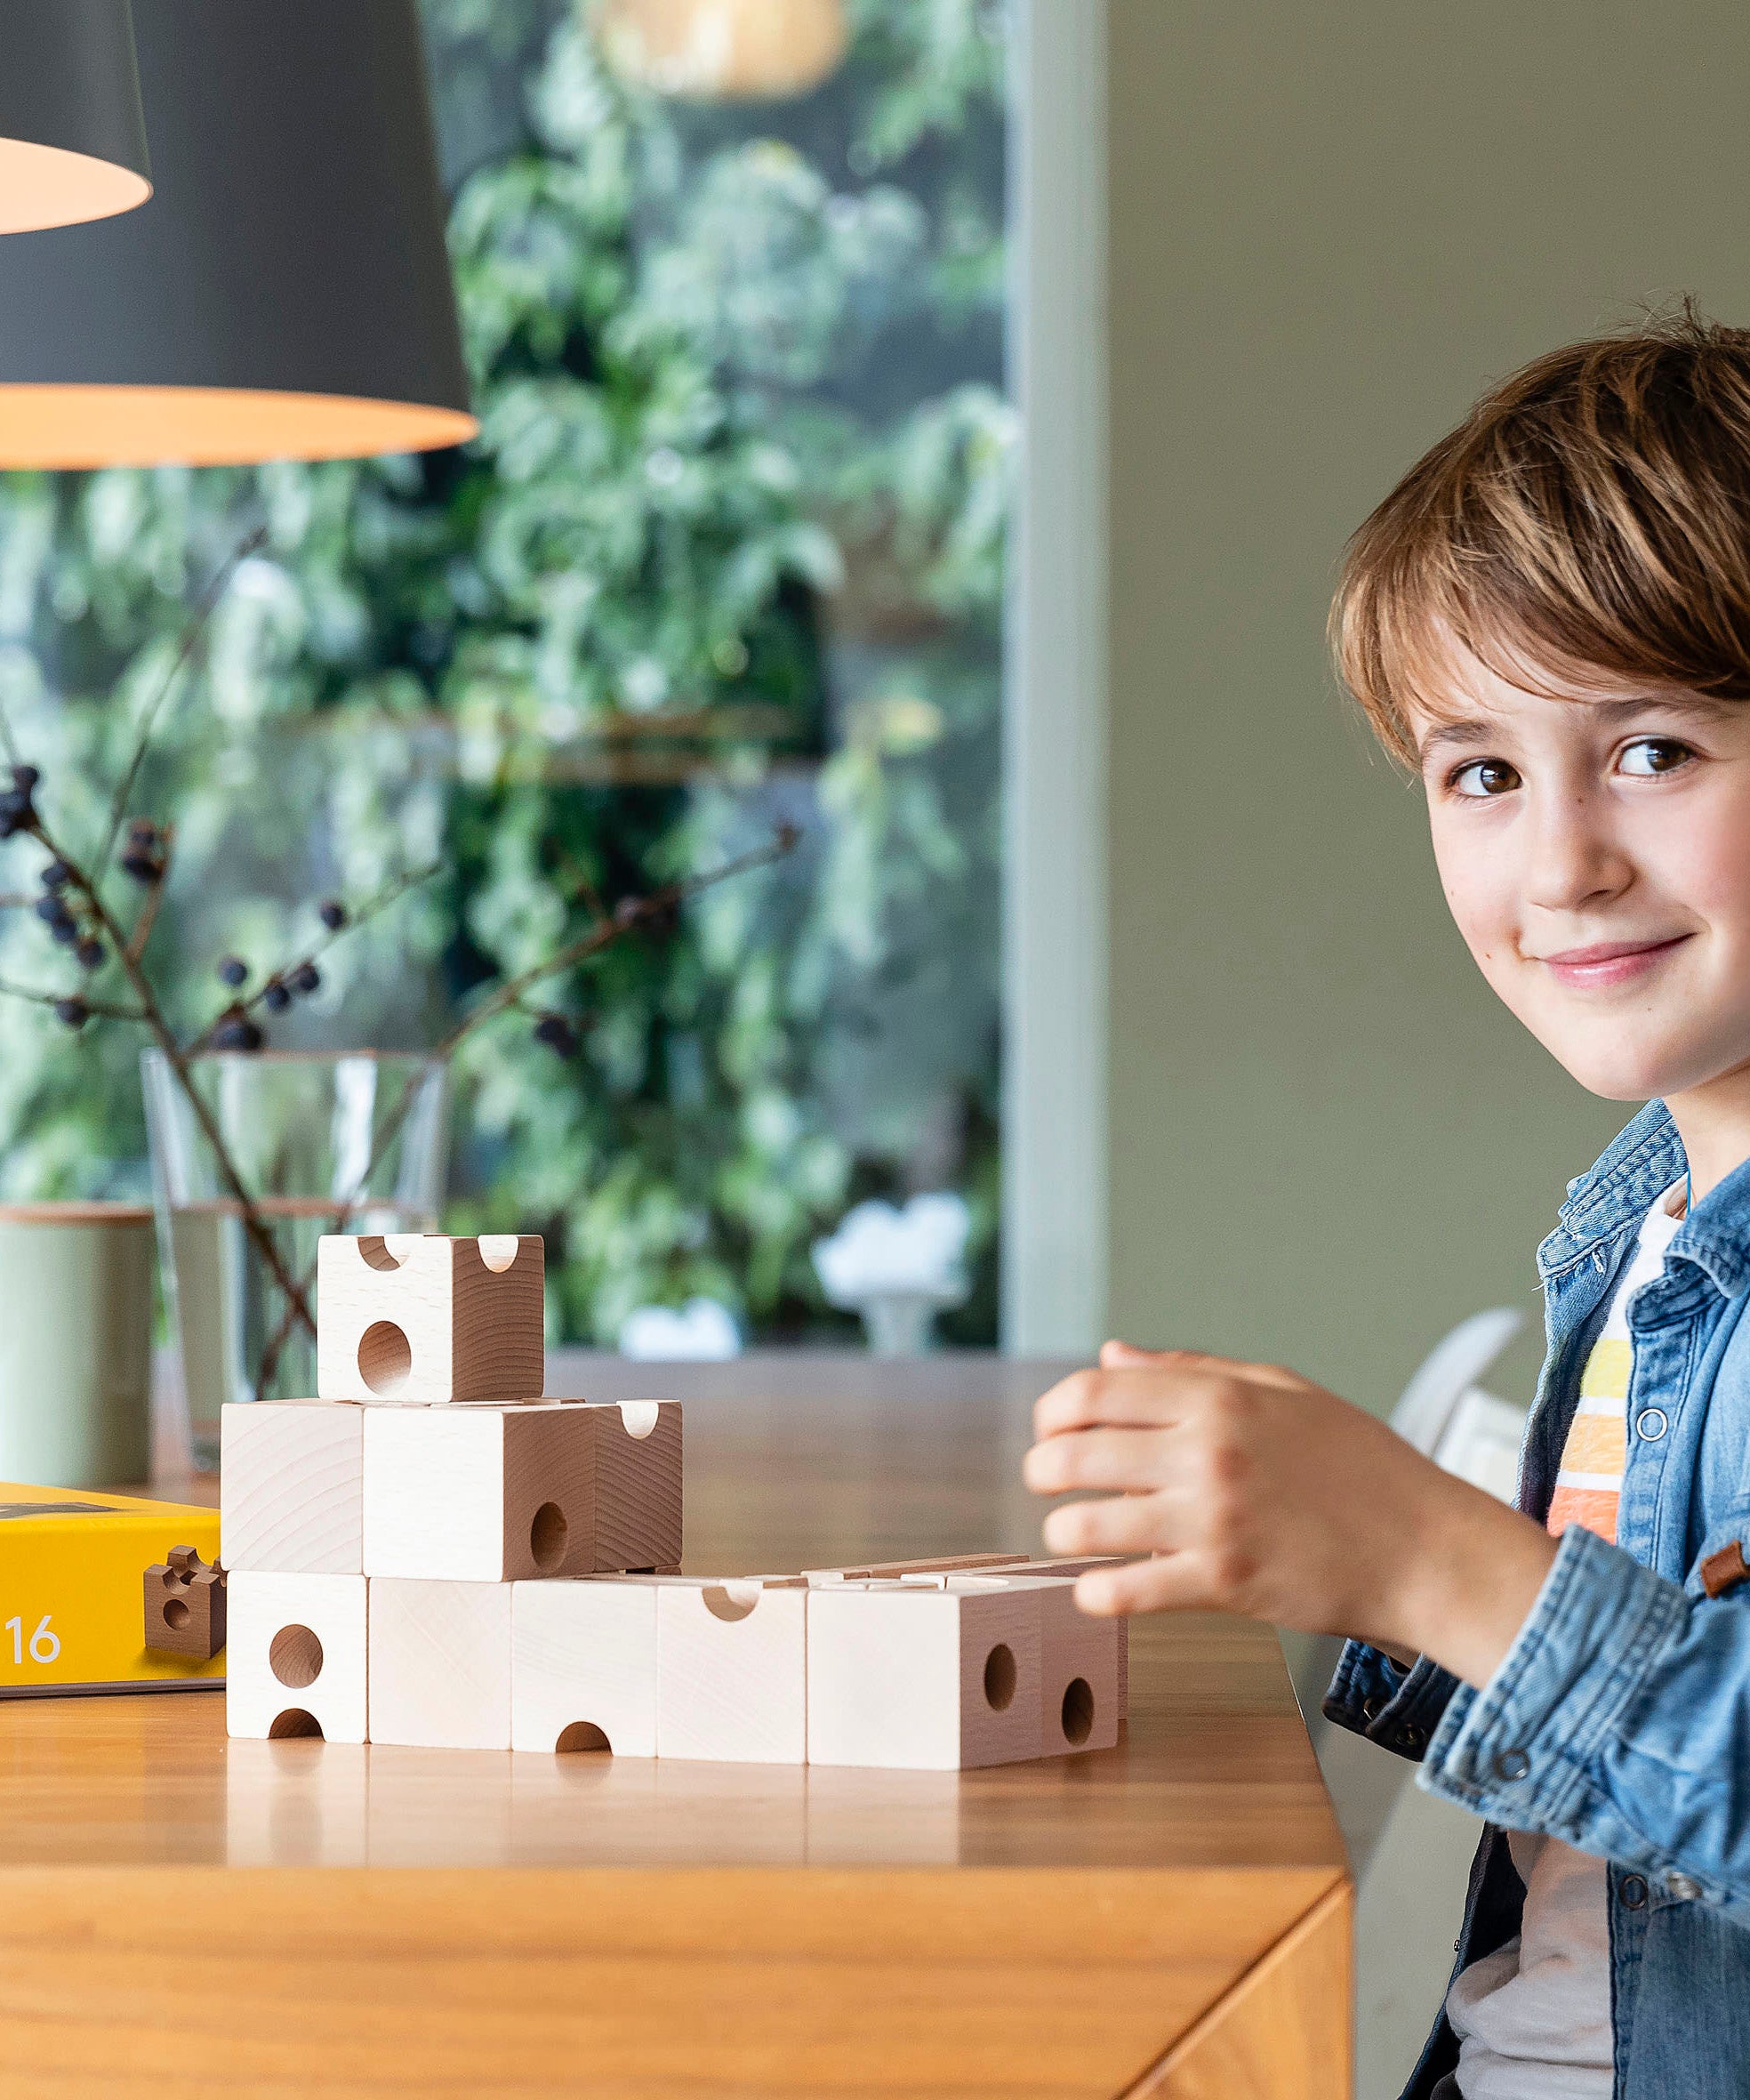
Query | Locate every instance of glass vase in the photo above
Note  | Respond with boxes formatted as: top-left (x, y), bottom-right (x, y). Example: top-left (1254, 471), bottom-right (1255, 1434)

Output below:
top-left (142, 1050), bottom-right (448, 1467)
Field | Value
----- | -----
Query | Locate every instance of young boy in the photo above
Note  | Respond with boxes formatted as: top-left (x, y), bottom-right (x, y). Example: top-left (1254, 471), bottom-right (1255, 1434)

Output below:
top-left (1024, 307), bottom-right (1750, 2098)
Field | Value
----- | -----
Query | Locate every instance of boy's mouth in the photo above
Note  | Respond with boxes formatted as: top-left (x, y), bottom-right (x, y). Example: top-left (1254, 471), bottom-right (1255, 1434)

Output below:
top-left (1535, 935), bottom-right (1691, 989)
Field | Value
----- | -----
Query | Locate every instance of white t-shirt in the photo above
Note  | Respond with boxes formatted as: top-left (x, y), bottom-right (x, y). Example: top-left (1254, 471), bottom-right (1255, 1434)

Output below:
top-left (1434, 1179), bottom-right (1686, 2100)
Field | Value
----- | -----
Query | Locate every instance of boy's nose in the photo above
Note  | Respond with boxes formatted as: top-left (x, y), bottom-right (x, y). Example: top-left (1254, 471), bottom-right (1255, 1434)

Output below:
top-left (1521, 794), bottom-right (1633, 914)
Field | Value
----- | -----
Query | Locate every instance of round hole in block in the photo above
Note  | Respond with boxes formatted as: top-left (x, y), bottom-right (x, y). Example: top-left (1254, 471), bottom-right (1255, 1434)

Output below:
top-left (478, 1234), bottom-right (520, 1273)
top-left (356, 1235), bottom-right (405, 1273)
top-left (1061, 1676), bottom-right (1096, 1747)
top-left (555, 1720), bottom-right (613, 1754)
top-left (268, 1709), bottom-right (324, 1740)
top-left (269, 1623), bottom-right (325, 1689)
top-left (530, 1501), bottom-right (569, 1573)
top-left (163, 1597), bottom-right (191, 1631)
top-left (702, 1584), bottom-right (759, 1622)
top-left (983, 1642), bottom-right (1017, 1711)
top-left (357, 1319), bottom-right (413, 1397)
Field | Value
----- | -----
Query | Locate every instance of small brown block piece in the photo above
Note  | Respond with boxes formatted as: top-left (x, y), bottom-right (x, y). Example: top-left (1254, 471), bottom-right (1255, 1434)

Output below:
top-left (316, 1232), bottom-right (544, 1404)
top-left (590, 1401), bottom-right (683, 1574)
top-left (143, 1546), bottom-right (229, 1660)
top-left (1700, 1539), bottom-right (1750, 1598)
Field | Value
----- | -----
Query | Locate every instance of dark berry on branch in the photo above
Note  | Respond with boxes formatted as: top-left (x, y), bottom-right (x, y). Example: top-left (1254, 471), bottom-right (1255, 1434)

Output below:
top-left (774, 819), bottom-right (801, 852)
top-left (75, 937), bottom-right (104, 970)
top-left (53, 996), bottom-right (88, 1030)
top-left (317, 899), bottom-right (347, 931)
top-left (12, 765), bottom-right (39, 793)
top-left (614, 896), bottom-right (642, 928)
top-left (50, 916), bottom-right (80, 947)
top-left (127, 817), bottom-right (157, 844)
top-left (35, 894), bottom-right (72, 929)
top-left (40, 860), bottom-right (72, 891)
top-left (0, 788), bottom-right (35, 839)
top-left (532, 1012), bottom-right (580, 1058)
top-left (211, 1013), bottom-right (265, 1053)
top-left (290, 961), bottom-right (321, 996)
top-left (262, 978), bottom-right (292, 1012)
top-left (120, 849), bottom-right (163, 884)
top-left (217, 955), bottom-right (248, 989)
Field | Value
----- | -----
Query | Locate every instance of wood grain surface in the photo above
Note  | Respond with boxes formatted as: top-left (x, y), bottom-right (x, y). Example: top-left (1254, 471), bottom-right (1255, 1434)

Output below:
top-left (0, 1354), bottom-right (1350, 2099)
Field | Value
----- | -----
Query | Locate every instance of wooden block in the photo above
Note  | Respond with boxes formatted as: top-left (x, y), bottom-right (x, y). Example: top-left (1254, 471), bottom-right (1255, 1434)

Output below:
top-left (803, 1551), bottom-right (1027, 1585)
top-left (589, 1401), bottom-right (683, 1573)
top-left (316, 1233), bottom-right (544, 1404)
top-left (651, 1577), bottom-right (809, 1764)
top-left (221, 1400), bottom-right (364, 1573)
top-left (367, 1577), bottom-right (512, 1750)
top-left (1036, 1581), bottom-right (1120, 1756)
top-left (363, 1402), bottom-right (597, 1582)
top-left (510, 1578), bottom-right (658, 1757)
top-left (806, 1575), bottom-right (1047, 1770)
top-left (226, 1572), bottom-right (367, 1743)
top-left (143, 1545), bottom-right (228, 1660)
top-left (969, 1557), bottom-right (1130, 1719)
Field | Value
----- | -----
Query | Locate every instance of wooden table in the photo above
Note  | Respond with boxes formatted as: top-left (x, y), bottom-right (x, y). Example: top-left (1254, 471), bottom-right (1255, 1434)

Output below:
top-left (0, 1355), bottom-right (1352, 2098)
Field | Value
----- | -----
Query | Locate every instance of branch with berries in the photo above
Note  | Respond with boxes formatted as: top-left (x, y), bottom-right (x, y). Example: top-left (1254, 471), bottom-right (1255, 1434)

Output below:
top-left (0, 530), bottom-right (800, 1399)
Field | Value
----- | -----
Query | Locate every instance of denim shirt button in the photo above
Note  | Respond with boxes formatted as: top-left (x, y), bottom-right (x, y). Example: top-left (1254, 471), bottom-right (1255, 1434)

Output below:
top-left (1361, 1694), bottom-right (1384, 1722)
top-left (1620, 1874), bottom-right (1650, 1910)
top-left (1635, 1406), bottom-right (1669, 1442)
top-left (1494, 1748), bottom-right (1531, 1782)
top-left (1666, 1872), bottom-right (1702, 1902)
top-left (1401, 1724), bottom-right (1426, 1751)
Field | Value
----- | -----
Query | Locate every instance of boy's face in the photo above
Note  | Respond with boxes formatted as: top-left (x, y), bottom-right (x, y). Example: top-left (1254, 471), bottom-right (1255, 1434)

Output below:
top-left (1409, 648), bottom-right (1750, 1102)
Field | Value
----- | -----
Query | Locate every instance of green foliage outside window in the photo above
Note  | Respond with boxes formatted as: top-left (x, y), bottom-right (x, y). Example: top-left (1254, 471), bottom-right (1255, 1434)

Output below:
top-left (0, 0), bottom-right (1009, 1344)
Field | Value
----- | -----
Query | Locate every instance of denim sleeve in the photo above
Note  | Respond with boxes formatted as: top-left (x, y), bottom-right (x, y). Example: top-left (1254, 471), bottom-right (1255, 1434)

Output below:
top-left (1419, 1522), bottom-right (1750, 1925)
top-left (1323, 1637), bottom-right (1463, 1762)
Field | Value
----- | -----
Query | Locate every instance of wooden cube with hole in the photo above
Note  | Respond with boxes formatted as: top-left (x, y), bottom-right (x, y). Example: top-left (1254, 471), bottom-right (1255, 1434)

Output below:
top-left (225, 1571), bottom-right (367, 1743)
top-left (367, 1577), bottom-right (513, 1750)
top-left (316, 1233), bottom-right (544, 1405)
top-left (361, 1402), bottom-right (596, 1582)
top-left (968, 1557), bottom-right (1131, 1720)
top-left (588, 1400), bottom-right (683, 1573)
top-left (221, 1399), bottom-right (365, 1573)
top-left (1035, 1580), bottom-right (1120, 1755)
top-left (649, 1576), bottom-right (809, 1764)
top-left (510, 1577), bottom-right (658, 1757)
top-left (805, 1575), bottom-right (1048, 1770)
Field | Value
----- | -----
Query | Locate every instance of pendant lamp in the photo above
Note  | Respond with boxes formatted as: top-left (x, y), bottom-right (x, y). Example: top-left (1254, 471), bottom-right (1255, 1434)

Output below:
top-left (0, 0), bottom-right (475, 468)
top-left (593, 0), bottom-right (849, 102)
top-left (0, 0), bottom-right (150, 235)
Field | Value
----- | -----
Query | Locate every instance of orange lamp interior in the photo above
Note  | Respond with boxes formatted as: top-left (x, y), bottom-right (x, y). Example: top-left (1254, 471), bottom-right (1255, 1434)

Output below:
top-left (0, 386), bottom-right (479, 468)
top-left (0, 137), bottom-right (151, 236)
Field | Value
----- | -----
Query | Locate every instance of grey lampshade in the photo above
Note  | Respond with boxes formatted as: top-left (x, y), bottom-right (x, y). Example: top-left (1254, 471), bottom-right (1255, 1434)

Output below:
top-left (0, 0), bottom-right (476, 467)
top-left (0, 0), bottom-right (150, 234)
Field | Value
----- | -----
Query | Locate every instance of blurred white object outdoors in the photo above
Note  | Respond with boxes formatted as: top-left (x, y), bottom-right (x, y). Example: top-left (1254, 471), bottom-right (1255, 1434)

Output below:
top-left (617, 1297), bottom-right (742, 1361)
top-left (811, 1193), bottom-right (971, 1355)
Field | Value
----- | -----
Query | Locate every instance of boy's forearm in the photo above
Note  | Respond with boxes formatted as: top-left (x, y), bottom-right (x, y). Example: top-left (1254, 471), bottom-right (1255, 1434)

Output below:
top-left (1368, 1477), bottom-right (1561, 1690)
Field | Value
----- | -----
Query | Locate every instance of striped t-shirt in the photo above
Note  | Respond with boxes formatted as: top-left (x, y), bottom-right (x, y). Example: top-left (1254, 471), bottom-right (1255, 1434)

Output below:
top-left (1439, 1177), bottom-right (1687, 2100)
top-left (1545, 1177), bottom-right (1687, 1546)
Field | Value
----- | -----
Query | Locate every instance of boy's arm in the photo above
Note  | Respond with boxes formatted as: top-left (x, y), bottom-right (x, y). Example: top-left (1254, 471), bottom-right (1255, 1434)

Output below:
top-left (1026, 1347), bottom-right (1750, 1921)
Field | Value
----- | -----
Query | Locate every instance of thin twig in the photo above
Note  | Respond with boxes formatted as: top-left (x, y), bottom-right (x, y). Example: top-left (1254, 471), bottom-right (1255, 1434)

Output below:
top-left (182, 859), bottom-right (441, 1058)
top-left (0, 974), bottom-right (144, 1022)
top-left (123, 823), bottom-right (173, 966)
top-left (96, 527), bottom-right (269, 886)
top-left (33, 809), bottom-right (320, 1350)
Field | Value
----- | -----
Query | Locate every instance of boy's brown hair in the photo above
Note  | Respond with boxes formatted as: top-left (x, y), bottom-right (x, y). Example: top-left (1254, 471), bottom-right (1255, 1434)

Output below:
top-left (1331, 302), bottom-right (1750, 766)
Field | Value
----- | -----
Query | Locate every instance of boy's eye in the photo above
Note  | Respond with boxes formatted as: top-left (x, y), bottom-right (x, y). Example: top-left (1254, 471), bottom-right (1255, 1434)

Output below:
top-left (1449, 758), bottom-right (1521, 798)
top-left (1618, 736), bottom-right (1693, 777)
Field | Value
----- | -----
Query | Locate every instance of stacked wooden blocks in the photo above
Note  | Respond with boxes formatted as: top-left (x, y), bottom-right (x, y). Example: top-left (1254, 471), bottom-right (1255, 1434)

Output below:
top-left (222, 1234), bottom-right (1124, 1768)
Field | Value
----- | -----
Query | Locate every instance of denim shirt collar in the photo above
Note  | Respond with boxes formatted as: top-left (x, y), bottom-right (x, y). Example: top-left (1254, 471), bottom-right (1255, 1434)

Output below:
top-left (1536, 1098), bottom-right (1750, 1299)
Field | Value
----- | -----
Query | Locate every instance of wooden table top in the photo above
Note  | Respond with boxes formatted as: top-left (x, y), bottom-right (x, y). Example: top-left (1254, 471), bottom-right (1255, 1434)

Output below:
top-left (0, 1354), bottom-right (1350, 2099)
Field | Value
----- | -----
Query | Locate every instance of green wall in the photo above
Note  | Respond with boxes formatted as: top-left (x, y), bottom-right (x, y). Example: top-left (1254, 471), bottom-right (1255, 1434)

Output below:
top-left (1103, 3), bottom-right (1750, 1414)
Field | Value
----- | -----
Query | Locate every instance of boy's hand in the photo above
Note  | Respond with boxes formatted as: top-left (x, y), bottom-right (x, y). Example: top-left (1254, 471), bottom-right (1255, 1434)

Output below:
top-left (1024, 1340), bottom-right (1561, 1690)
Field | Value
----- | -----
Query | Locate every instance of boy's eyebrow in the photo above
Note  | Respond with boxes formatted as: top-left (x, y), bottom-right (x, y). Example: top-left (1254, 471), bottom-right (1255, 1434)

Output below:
top-left (1415, 692), bottom-right (1732, 764)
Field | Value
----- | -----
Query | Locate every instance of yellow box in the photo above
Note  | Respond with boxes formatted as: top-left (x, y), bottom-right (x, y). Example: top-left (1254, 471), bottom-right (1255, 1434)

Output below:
top-left (0, 1481), bottom-right (224, 1696)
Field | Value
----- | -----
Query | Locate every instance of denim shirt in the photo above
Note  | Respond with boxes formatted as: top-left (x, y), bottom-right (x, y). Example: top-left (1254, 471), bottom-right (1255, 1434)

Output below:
top-left (1324, 1099), bottom-right (1750, 2100)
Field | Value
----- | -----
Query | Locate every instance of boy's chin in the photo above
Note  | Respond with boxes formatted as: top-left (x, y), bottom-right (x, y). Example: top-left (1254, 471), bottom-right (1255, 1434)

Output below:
top-left (1545, 1036), bottom-right (1730, 1105)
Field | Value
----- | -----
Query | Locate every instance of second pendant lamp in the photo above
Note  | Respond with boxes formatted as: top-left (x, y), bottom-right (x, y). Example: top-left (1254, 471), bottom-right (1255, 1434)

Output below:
top-left (0, 0), bottom-right (476, 467)
top-left (0, 0), bottom-right (150, 235)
